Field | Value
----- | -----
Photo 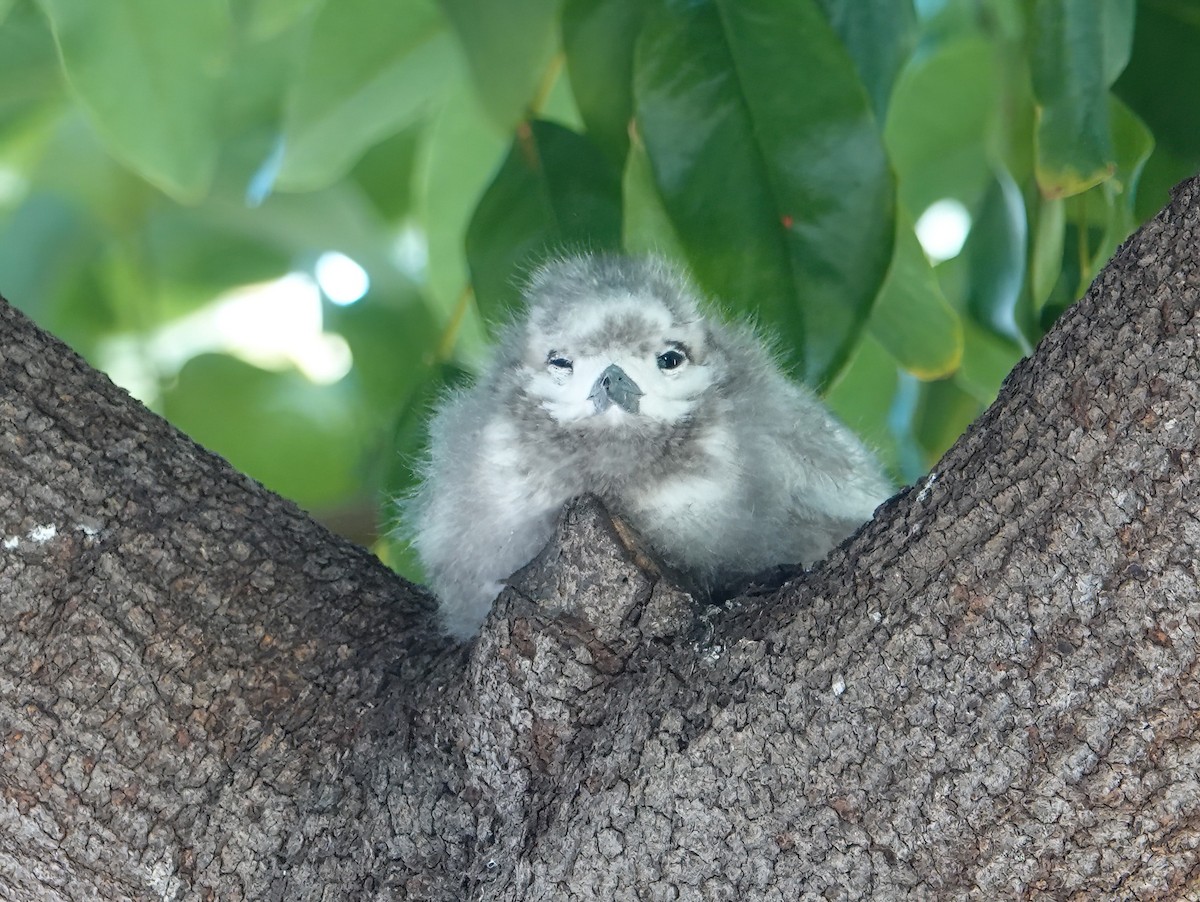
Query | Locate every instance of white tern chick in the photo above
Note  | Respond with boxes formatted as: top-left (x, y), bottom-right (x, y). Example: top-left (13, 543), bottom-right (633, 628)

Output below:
top-left (407, 254), bottom-right (891, 638)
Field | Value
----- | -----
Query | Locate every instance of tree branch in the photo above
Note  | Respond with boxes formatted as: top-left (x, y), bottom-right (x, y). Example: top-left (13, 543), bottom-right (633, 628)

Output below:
top-left (4, 176), bottom-right (1200, 899)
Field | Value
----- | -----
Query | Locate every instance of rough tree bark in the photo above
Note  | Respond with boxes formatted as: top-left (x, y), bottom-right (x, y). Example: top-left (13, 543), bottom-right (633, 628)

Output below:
top-left (3, 177), bottom-right (1200, 902)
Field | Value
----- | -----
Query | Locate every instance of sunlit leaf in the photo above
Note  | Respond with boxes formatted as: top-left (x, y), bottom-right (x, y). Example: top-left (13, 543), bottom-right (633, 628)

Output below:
top-left (0, 0), bottom-right (61, 122)
top-left (883, 35), bottom-right (1000, 216)
top-left (415, 83), bottom-right (506, 367)
top-left (279, 0), bottom-right (458, 191)
top-left (438, 0), bottom-right (561, 130)
top-left (36, 0), bottom-right (228, 202)
top-left (635, 0), bottom-right (893, 385)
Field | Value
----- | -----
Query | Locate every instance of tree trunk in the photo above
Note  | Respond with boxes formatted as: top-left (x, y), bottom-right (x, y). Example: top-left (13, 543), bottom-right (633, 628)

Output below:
top-left (4, 176), bottom-right (1200, 901)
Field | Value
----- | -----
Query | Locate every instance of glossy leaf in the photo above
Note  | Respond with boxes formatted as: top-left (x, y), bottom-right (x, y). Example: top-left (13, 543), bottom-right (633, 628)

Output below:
top-left (279, 0), bottom-right (458, 191)
top-left (36, 0), bottom-right (228, 202)
top-left (867, 210), bottom-right (962, 380)
top-left (635, 0), bottom-right (893, 385)
top-left (438, 0), bottom-right (561, 130)
top-left (1030, 0), bottom-right (1135, 198)
top-left (815, 0), bottom-right (917, 122)
top-left (964, 169), bottom-right (1032, 350)
top-left (562, 0), bottom-right (645, 165)
top-left (465, 120), bottom-right (622, 320)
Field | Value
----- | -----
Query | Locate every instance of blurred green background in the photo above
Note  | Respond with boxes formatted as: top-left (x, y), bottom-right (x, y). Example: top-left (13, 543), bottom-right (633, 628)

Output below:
top-left (1, 0), bottom-right (1198, 580)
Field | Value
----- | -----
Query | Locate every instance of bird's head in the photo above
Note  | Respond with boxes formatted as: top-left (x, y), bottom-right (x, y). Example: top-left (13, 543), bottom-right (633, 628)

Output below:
top-left (507, 255), bottom-right (721, 436)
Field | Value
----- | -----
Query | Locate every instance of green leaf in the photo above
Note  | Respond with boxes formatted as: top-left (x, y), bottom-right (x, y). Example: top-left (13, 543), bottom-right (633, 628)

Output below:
top-left (1112, 0), bottom-right (1200, 221)
top-left (349, 124), bottom-right (423, 224)
top-left (325, 289), bottom-right (442, 418)
top-left (621, 128), bottom-right (686, 263)
top-left (1104, 94), bottom-right (1154, 216)
top-left (0, 0), bottom-right (61, 123)
top-left (955, 317), bottom-right (1023, 405)
top-left (0, 192), bottom-right (104, 337)
top-left (814, 0), bottom-right (917, 122)
top-left (867, 209), bottom-right (962, 380)
top-left (245, 0), bottom-right (321, 40)
top-left (1114, 0), bottom-right (1200, 166)
top-left (1030, 0), bottom-right (1135, 199)
top-left (824, 333), bottom-right (901, 477)
top-left (36, 0), bottom-right (228, 202)
top-left (414, 82), bottom-right (508, 367)
top-left (141, 211), bottom-right (290, 303)
top-left (1073, 98), bottom-right (1152, 288)
top-left (964, 169), bottom-right (1032, 350)
top-left (279, 0), bottom-right (458, 191)
top-left (198, 182), bottom-right (403, 286)
top-left (562, 0), bottom-right (645, 165)
top-left (635, 0), bottom-right (894, 386)
top-left (883, 34), bottom-right (1000, 216)
top-left (464, 119), bottom-right (622, 321)
top-left (1029, 196), bottom-right (1065, 312)
top-left (438, 0), bottom-right (561, 130)
top-left (915, 377), bottom-right (984, 463)
top-left (162, 353), bottom-right (365, 511)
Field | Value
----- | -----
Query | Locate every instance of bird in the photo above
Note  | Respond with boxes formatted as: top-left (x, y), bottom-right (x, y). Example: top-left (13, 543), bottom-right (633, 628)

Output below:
top-left (404, 253), bottom-right (892, 639)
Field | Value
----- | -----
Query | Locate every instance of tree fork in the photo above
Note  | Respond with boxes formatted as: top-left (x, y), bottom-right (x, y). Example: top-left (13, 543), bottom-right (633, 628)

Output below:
top-left (3, 177), bottom-right (1200, 899)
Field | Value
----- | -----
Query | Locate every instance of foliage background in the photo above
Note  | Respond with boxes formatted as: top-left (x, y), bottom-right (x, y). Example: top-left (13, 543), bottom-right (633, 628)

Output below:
top-left (0, 0), bottom-right (1197, 579)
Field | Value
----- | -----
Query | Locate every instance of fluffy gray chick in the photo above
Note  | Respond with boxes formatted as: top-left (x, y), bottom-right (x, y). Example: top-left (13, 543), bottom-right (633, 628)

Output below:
top-left (406, 254), bottom-right (891, 638)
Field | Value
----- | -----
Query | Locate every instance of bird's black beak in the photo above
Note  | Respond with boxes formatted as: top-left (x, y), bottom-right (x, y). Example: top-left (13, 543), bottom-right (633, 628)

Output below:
top-left (588, 364), bottom-right (643, 415)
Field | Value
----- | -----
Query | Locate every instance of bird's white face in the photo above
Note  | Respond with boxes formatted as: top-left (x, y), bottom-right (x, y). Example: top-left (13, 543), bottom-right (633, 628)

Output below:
top-left (522, 294), bottom-right (716, 428)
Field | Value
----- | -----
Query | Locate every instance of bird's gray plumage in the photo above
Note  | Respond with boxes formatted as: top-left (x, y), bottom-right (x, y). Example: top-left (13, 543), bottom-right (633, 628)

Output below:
top-left (403, 254), bottom-right (892, 638)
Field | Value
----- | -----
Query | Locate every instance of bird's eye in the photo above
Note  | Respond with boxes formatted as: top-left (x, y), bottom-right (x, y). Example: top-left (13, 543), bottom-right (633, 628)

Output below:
top-left (657, 349), bottom-right (686, 371)
top-left (547, 354), bottom-right (573, 372)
